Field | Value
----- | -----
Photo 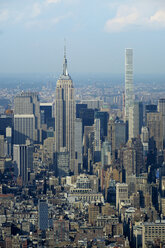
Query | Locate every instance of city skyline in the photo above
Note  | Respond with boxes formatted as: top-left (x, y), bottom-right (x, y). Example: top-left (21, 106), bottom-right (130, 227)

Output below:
top-left (0, 59), bottom-right (165, 247)
top-left (0, 0), bottom-right (165, 74)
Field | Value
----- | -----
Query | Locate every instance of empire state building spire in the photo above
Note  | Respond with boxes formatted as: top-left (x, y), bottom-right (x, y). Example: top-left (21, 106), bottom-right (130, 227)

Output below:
top-left (63, 44), bottom-right (68, 76)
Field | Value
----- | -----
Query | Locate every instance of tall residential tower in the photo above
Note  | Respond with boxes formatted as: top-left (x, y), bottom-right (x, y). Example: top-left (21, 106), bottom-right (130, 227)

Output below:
top-left (55, 49), bottom-right (75, 168)
top-left (125, 48), bottom-right (134, 121)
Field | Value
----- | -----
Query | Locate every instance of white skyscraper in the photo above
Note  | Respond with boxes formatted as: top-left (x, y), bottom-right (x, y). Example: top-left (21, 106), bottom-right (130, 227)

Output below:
top-left (125, 48), bottom-right (134, 121)
top-left (55, 49), bottom-right (75, 169)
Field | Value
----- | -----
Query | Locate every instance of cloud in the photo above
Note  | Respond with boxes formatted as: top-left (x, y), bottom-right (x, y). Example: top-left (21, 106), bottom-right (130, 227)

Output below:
top-left (104, 1), bottom-right (165, 32)
top-left (31, 3), bottom-right (42, 18)
top-left (0, 3), bottom-right (42, 27)
top-left (150, 10), bottom-right (165, 26)
top-left (0, 0), bottom-right (77, 29)
top-left (45, 0), bottom-right (61, 4)
top-left (105, 6), bottom-right (139, 32)
top-left (0, 10), bottom-right (9, 23)
top-left (45, 0), bottom-right (78, 5)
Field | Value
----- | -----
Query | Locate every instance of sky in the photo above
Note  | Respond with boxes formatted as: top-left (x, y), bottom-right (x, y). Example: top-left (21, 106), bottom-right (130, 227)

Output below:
top-left (0, 0), bottom-right (165, 75)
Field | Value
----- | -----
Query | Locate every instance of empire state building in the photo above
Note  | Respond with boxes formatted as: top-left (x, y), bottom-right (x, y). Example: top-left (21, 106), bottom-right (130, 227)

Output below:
top-left (55, 50), bottom-right (75, 164)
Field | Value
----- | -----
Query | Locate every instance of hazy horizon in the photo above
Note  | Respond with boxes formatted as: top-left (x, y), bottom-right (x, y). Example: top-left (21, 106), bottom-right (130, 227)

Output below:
top-left (0, 72), bottom-right (165, 89)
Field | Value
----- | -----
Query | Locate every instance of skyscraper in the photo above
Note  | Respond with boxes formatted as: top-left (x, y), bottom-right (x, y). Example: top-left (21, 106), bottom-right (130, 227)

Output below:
top-left (38, 199), bottom-right (48, 231)
top-left (108, 118), bottom-right (126, 159)
top-left (0, 114), bottom-right (13, 137)
top-left (125, 48), bottom-right (134, 121)
top-left (101, 140), bottom-right (112, 166)
top-left (116, 183), bottom-right (128, 209)
top-left (40, 103), bottom-right (55, 130)
top-left (77, 107), bottom-right (94, 134)
top-left (75, 118), bottom-right (83, 171)
top-left (14, 92), bottom-right (41, 144)
top-left (14, 115), bottom-right (35, 144)
top-left (94, 118), bottom-right (101, 163)
top-left (55, 147), bottom-right (70, 177)
top-left (141, 126), bottom-right (149, 156)
top-left (94, 111), bottom-right (109, 140)
top-left (94, 118), bottom-right (101, 152)
top-left (4, 127), bottom-right (12, 157)
top-left (120, 138), bottom-right (143, 181)
top-left (144, 104), bottom-right (157, 125)
top-left (147, 112), bottom-right (163, 152)
top-left (158, 99), bottom-right (165, 148)
top-left (0, 135), bottom-right (4, 157)
top-left (55, 49), bottom-right (75, 168)
top-left (13, 142), bottom-right (33, 185)
top-left (129, 101), bottom-right (143, 140)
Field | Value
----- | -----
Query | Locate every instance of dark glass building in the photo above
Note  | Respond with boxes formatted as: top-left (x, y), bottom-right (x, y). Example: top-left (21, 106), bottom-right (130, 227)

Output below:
top-left (40, 103), bottom-right (55, 130)
top-left (0, 114), bottom-right (13, 137)
top-left (77, 107), bottom-right (94, 134)
top-left (94, 111), bottom-right (109, 140)
top-left (76, 103), bottom-right (87, 118)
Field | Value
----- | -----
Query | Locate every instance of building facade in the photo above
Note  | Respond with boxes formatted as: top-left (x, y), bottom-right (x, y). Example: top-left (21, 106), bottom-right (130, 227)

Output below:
top-left (147, 112), bottom-right (163, 152)
top-left (75, 118), bottom-right (83, 171)
top-left (158, 98), bottom-right (165, 148)
top-left (142, 222), bottom-right (165, 248)
top-left (14, 92), bottom-right (41, 144)
top-left (13, 143), bottom-right (33, 184)
top-left (129, 101), bottom-right (143, 140)
top-left (116, 183), bottom-right (128, 209)
top-left (55, 51), bottom-right (75, 168)
top-left (38, 200), bottom-right (48, 231)
top-left (125, 48), bottom-right (134, 121)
